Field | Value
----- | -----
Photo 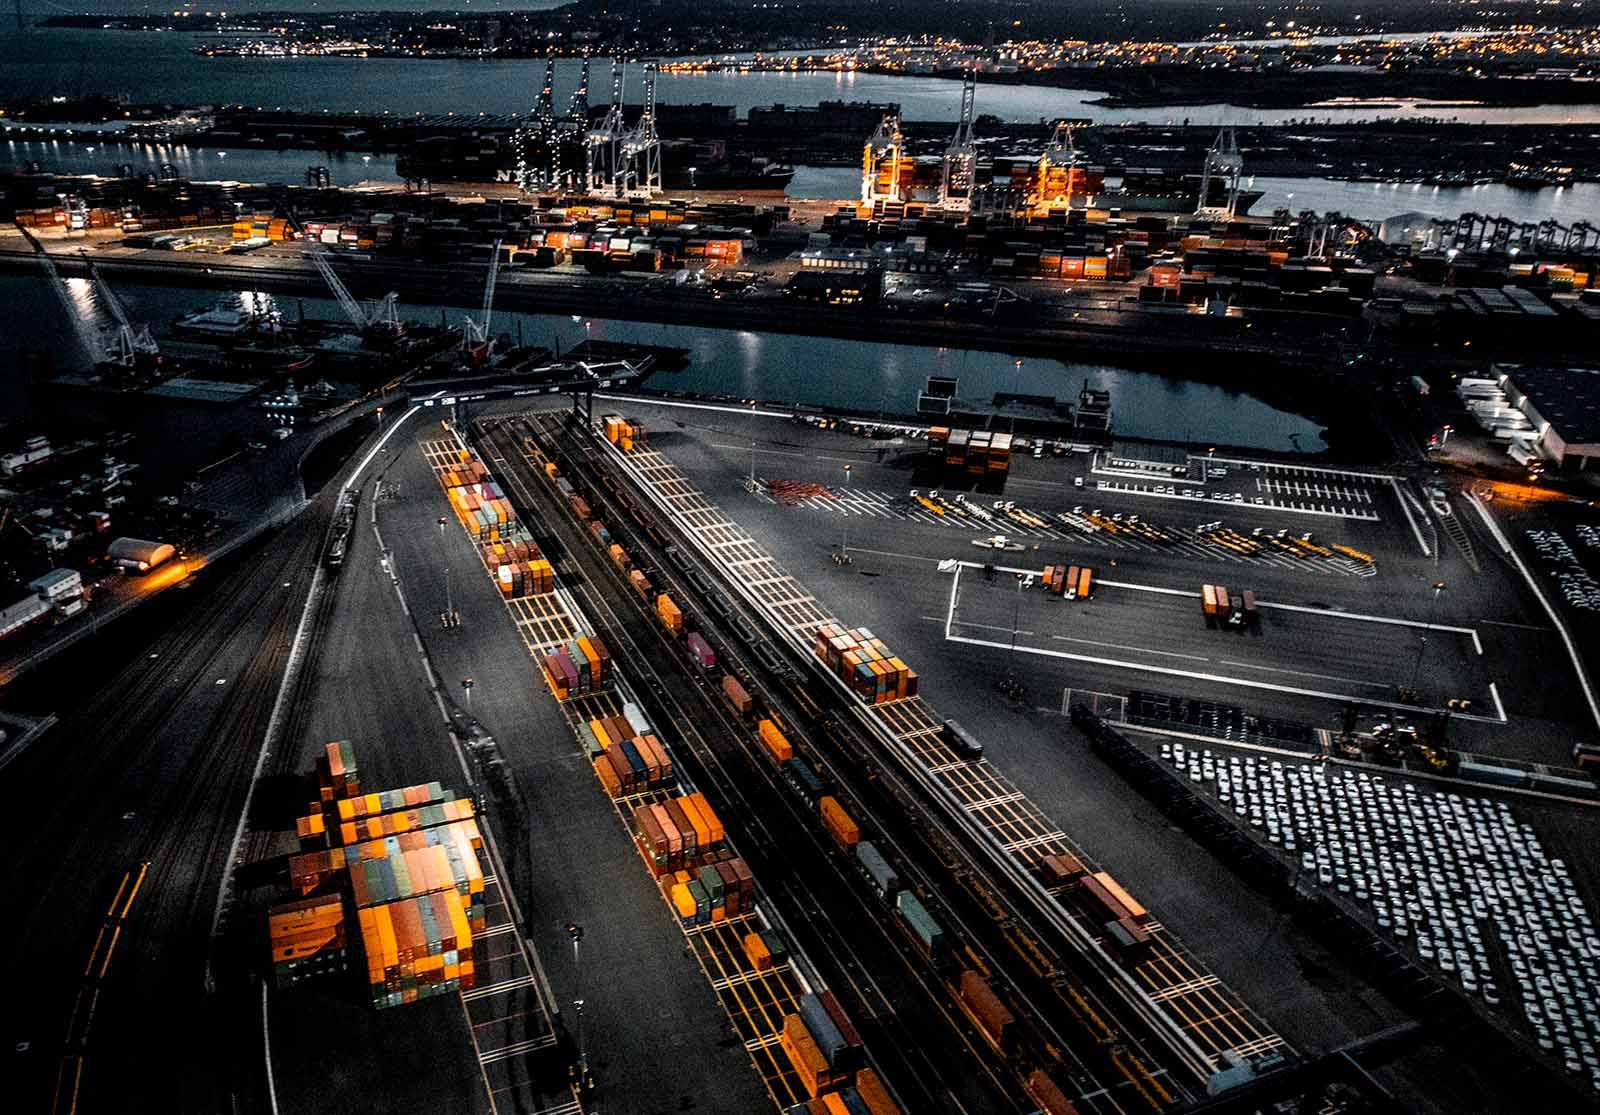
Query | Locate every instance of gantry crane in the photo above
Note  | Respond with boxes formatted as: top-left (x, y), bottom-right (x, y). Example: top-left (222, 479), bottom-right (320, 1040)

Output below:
top-left (560, 56), bottom-right (593, 192)
top-left (939, 68), bottom-right (978, 212)
top-left (588, 61), bottom-right (628, 198)
top-left (514, 59), bottom-right (558, 194)
top-left (1195, 126), bottom-right (1243, 220)
top-left (860, 113), bottom-right (904, 204)
top-left (620, 60), bottom-right (661, 200)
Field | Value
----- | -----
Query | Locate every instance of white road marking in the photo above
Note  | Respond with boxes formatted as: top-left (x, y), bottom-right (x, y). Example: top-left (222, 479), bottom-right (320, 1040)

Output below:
top-left (1050, 633), bottom-right (1211, 662)
top-left (1216, 658), bottom-right (1391, 689)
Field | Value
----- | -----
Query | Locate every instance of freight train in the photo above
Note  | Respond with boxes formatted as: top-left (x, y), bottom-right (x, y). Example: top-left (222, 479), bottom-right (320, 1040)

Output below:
top-left (517, 416), bottom-right (1091, 1107)
top-left (324, 487), bottom-right (360, 570)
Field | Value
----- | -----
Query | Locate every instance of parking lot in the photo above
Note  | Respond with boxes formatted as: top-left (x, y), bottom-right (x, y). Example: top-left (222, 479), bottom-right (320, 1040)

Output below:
top-left (1161, 743), bottom-right (1600, 1093)
top-left (944, 561), bottom-right (1499, 718)
top-left (757, 484), bottom-right (1377, 577)
top-left (1527, 528), bottom-right (1600, 613)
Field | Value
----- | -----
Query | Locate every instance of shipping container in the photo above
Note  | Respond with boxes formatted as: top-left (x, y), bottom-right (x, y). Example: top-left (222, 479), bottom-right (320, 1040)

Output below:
top-left (784, 758), bottom-right (825, 807)
top-left (853, 1068), bottom-right (902, 1115)
top-left (799, 992), bottom-right (851, 1067)
top-left (759, 719), bottom-right (795, 763)
top-left (721, 674), bottom-right (754, 717)
top-left (1037, 851), bottom-right (1086, 885)
top-left (854, 840), bottom-right (899, 899)
top-left (819, 795), bottom-right (861, 849)
top-left (895, 891), bottom-right (946, 956)
top-left (1077, 567), bottom-right (1092, 600)
top-left (958, 970), bottom-right (1015, 1051)
top-left (686, 631), bottom-right (717, 671)
top-left (1025, 1069), bottom-right (1079, 1115)
top-left (657, 593), bottom-right (683, 632)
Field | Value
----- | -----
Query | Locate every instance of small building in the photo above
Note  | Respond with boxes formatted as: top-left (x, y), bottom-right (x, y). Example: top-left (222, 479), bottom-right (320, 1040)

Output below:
top-left (107, 537), bottom-right (177, 573)
top-left (28, 568), bottom-right (83, 602)
top-left (785, 270), bottom-right (882, 305)
top-left (1498, 365), bottom-right (1600, 470)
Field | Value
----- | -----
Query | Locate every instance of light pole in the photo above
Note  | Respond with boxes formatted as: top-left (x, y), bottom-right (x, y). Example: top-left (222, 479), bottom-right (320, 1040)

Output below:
top-left (461, 676), bottom-right (474, 710)
top-left (840, 463), bottom-right (852, 560)
top-left (748, 401), bottom-right (758, 490)
top-left (1407, 581), bottom-right (1447, 698)
top-left (444, 564), bottom-right (453, 626)
top-left (566, 921), bottom-right (590, 1090)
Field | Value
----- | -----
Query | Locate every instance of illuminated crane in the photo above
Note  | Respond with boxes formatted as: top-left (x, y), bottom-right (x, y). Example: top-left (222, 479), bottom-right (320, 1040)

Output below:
top-left (620, 59), bottom-right (662, 200)
top-left (1195, 126), bottom-right (1243, 220)
top-left (861, 113), bottom-right (904, 204)
top-left (514, 59), bottom-right (558, 194)
top-left (939, 68), bottom-right (978, 212)
top-left (588, 61), bottom-right (628, 198)
top-left (560, 56), bottom-right (593, 192)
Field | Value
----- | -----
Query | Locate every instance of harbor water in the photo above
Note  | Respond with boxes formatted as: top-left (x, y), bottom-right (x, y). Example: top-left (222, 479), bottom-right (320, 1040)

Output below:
top-left (0, 274), bottom-right (1327, 454)
top-left (7, 28), bottom-right (1600, 126)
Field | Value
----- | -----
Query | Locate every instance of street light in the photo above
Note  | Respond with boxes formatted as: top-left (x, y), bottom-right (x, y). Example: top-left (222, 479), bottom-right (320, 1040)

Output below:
top-left (565, 921), bottom-right (591, 1090)
top-left (461, 676), bottom-right (474, 709)
top-left (1407, 581), bottom-right (1447, 697)
top-left (840, 463), bottom-right (852, 560)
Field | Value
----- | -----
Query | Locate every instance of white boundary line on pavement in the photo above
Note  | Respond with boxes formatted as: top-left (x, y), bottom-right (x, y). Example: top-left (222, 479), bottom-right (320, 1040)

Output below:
top-left (1390, 477), bottom-right (1432, 558)
top-left (206, 407), bottom-right (419, 996)
top-left (1466, 493), bottom-right (1600, 732)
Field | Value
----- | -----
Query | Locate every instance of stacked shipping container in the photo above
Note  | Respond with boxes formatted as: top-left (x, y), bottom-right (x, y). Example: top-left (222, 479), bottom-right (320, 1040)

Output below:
top-left (269, 740), bottom-right (485, 1008)
top-left (811, 624), bottom-right (918, 705)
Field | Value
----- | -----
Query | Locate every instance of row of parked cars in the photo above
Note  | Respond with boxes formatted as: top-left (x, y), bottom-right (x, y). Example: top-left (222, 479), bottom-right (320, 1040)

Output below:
top-left (1163, 743), bottom-right (1600, 1090)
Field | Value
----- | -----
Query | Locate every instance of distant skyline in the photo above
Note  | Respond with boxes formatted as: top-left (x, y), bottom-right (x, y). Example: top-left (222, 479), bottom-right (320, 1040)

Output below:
top-left (17, 0), bottom-right (572, 16)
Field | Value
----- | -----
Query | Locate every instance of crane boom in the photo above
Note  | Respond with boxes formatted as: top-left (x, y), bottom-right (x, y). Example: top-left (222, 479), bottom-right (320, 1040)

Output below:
top-left (13, 222), bottom-right (111, 366)
top-left (81, 252), bottom-right (159, 362)
top-left (463, 240), bottom-right (503, 348)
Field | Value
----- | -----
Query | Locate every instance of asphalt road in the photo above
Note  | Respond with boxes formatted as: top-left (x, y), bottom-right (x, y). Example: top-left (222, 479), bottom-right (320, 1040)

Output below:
top-left (351, 425), bottom-right (774, 1113)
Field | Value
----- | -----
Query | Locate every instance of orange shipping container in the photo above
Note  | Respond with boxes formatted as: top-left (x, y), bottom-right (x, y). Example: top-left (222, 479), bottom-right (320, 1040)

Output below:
top-left (685, 792), bottom-right (724, 845)
top-left (819, 795), bottom-right (861, 848)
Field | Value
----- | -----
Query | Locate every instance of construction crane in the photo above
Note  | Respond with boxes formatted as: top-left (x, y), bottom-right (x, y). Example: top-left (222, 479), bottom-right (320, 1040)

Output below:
top-left (13, 221), bottom-right (112, 366)
top-left (81, 252), bottom-right (159, 365)
top-left (462, 240), bottom-right (502, 355)
top-left (860, 114), bottom-right (904, 205)
top-left (290, 215), bottom-right (400, 333)
top-left (1195, 126), bottom-right (1243, 220)
top-left (939, 68), bottom-right (978, 212)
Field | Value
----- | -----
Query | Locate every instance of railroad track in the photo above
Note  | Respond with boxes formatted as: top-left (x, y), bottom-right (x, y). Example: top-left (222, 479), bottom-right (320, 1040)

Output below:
top-left (43, 513), bottom-right (326, 1114)
top-left (497, 413), bottom-right (1179, 1112)
top-left (543, 408), bottom-right (1296, 1098)
top-left (480, 417), bottom-right (1020, 1112)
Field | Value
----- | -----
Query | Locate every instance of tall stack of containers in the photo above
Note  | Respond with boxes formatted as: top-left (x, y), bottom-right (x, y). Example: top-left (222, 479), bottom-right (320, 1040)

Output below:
top-left (664, 856), bottom-right (755, 926)
top-left (275, 740), bottom-right (487, 1009)
top-left (318, 740), bottom-right (360, 802)
top-left (811, 624), bottom-right (918, 705)
top-left (632, 792), bottom-right (727, 877)
top-left (268, 895), bottom-right (348, 989)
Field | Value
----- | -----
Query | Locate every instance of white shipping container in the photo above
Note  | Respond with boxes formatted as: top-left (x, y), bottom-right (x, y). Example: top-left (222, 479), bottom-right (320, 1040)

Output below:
top-left (0, 595), bottom-right (51, 639)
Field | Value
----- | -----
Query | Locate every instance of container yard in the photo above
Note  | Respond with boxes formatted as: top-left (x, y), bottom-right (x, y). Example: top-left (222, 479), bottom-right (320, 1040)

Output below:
top-left (418, 429), bottom-right (912, 1112)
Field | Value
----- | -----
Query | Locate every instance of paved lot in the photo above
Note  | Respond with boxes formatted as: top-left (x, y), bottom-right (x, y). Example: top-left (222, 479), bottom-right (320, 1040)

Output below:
top-left (359, 424), bottom-right (772, 1114)
top-left (562, 399), bottom-right (1600, 1114)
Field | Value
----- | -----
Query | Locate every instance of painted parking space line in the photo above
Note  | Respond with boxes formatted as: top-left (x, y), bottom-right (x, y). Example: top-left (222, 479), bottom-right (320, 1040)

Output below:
top-left (945, 628), bottom-right (1507, 722)
top-left (1048, 632), bottom-right (1212, 662)
top-left (1216, 658), bottom-right (1392, 689)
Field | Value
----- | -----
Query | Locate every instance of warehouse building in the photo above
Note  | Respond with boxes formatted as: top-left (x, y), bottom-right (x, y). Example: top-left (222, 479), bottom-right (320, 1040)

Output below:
top-left (1498, 365), bottom-right (1600, 470)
